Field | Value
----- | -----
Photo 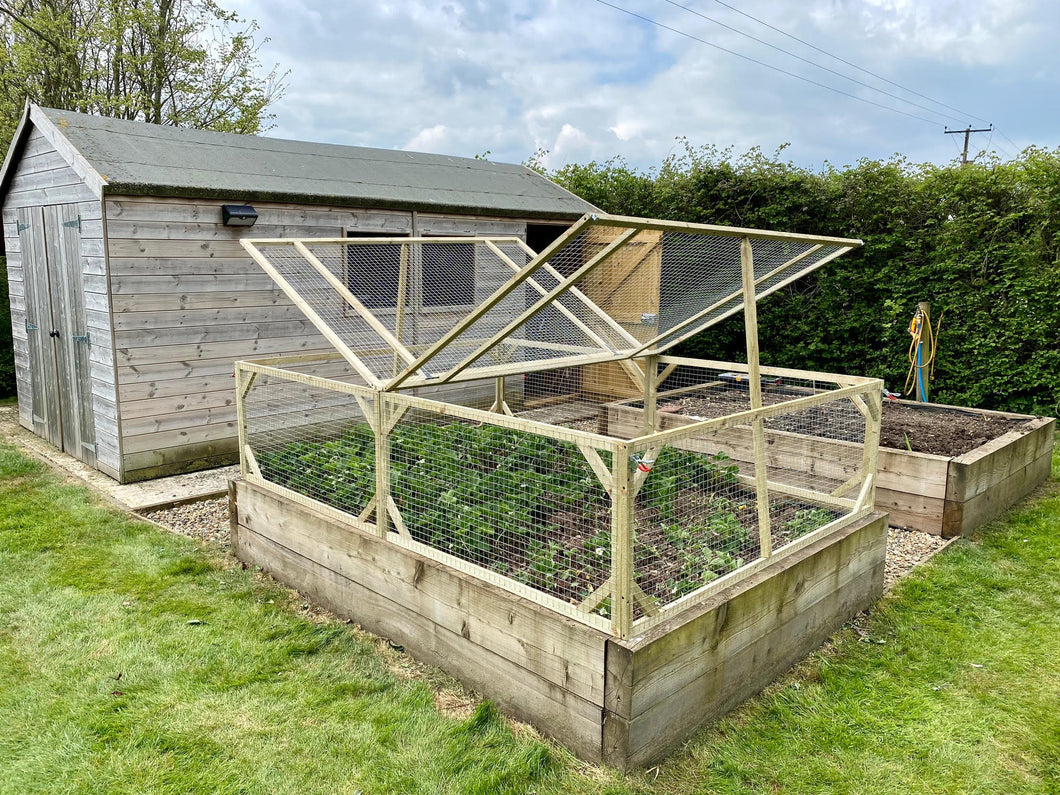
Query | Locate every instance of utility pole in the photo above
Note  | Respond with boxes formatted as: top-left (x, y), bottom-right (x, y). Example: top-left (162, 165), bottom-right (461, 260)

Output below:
top-left (944, 124), bottom-right (993, 165)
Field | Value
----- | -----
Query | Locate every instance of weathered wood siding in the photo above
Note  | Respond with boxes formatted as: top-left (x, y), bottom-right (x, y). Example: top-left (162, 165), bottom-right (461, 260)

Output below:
top-left (2, 128), bottom-right (118, 476)
top-left (106, 196), bottom-right (527, 481)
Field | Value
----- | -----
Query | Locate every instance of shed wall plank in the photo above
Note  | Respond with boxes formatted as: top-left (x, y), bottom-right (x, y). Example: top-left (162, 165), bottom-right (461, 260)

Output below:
top-left (105, 193), bottom-right (531, 480)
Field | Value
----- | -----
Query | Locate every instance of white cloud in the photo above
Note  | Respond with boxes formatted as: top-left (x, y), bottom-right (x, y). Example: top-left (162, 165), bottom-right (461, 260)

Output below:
top-left (404, 124), bottom-right (449, 153)
top-left (235, 0), bottom-right (1059, 172)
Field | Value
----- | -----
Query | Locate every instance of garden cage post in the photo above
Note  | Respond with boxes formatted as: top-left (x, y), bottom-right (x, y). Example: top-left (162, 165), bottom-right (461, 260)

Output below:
top-left (234, 364), bottom-right (256, 478)
top-left (741, 236), bottom-right (773, 558)
top-left (374, 396), bottom-right (390, 537)
top-left (642, 354), bottom-right (660, 435)
top-left (393, 243), bottom-right (410, 377)
top-left (611, 441), bottom-right (635, 638)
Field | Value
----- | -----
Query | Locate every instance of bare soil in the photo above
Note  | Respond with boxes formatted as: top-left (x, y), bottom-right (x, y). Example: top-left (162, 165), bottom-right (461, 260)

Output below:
top-left (876, 402), bottom-right (1029, 456)
top-left (654, 390), bottom-right (1034, 457)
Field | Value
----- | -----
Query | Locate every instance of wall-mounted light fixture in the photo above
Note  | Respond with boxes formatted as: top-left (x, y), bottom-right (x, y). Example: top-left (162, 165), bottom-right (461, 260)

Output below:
top-left (221, 204), bottom-right (258, 227)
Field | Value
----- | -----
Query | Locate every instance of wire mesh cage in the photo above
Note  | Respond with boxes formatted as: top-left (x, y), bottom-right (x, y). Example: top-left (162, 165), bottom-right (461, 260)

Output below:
top-left (236, 213), bottom-right (878, 638)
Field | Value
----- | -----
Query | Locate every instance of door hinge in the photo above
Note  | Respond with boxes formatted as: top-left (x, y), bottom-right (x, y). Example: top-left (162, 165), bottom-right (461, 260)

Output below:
top-left (25, 320), bottom-right (38, 331)
top-left (72, 333), bottom-right (91, 345)
top-left (62, 215), bottom-right (82, 232)
top-left (16, 221), bottom-right (29, 232)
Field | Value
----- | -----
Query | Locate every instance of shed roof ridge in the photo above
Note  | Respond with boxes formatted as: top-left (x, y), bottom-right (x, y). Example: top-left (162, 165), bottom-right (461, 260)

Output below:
top-left (22, 106), bottom-right (595, 219)
top-left (36, 106), bottom-right (528, 172)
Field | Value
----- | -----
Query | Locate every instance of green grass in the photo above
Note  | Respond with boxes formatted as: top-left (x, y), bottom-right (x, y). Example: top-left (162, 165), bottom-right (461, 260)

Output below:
top-left (0, 441), bottom-right (1058, 793)
top-left (0, 446), bottom-right (562, 794)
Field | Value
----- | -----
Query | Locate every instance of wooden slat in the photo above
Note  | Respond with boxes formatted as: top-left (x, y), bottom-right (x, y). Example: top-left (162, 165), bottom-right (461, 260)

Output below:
top-left (110, 290), bottom-right (290, 312)
top-left (606, 513), bottom-right (886, 768)
top-left (112, 304), bottom-right (310, 331)
top-left (105, 196), bottom-right (412, 232)
top-left (112, 319), bottom-right (318, 348)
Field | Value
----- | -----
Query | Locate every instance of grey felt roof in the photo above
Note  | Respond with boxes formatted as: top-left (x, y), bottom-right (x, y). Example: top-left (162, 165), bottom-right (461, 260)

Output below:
top-left (35, 107), bottom-right (596, 219)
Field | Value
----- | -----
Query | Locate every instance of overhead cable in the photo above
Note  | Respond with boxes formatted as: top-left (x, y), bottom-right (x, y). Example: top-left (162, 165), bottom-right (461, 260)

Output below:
top-left (661, 0), bottom-right (965, 125)
top-left (593, 0), bottom-right (942, 126)
top-left (703, 0), bottom-right (992, 125)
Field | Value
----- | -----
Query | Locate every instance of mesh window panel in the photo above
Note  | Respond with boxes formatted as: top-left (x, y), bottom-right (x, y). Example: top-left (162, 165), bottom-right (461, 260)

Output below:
top-left (384, 398), bottom-right (614, 614)
top-left (244, 371), bottom-right (376, 518)
top-left (649, 237), bottom-right (847, 352)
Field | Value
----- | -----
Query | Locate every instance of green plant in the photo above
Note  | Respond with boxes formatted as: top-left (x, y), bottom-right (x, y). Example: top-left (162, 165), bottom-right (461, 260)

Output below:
top-left (782, 508), bottom-right (838, 539)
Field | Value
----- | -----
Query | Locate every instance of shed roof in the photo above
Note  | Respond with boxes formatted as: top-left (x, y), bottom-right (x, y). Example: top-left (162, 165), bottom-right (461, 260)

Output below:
top-left (0, 105), bottom-right (597, 219)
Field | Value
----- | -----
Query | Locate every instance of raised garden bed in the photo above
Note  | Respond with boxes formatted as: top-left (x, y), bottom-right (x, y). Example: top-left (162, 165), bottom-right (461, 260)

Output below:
top-left (231, 476), bottom-right (887, 769)
top-left (230, 216), bottom-right (883, 768)
top-left (606, 389), bottom-right (1054, 537)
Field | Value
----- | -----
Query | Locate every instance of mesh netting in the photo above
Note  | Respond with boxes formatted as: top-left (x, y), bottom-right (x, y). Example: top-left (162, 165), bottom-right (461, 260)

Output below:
top-left (383, 399), bottom-right (614, 612)
top-left (244, 370), bottom-right (376, 518)
top-left (242, 216), bottom-right (858, 388)
top-left (241, 358), bottom-right (880, 636)
top-left (238, 215), bottom-right (870, 638)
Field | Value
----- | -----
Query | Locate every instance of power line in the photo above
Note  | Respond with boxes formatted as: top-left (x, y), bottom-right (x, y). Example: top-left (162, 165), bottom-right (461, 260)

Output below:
top-left (702, 0), bottom-right (992, 126)
top-left (592, 0), bottom-right (942, 126)
top-left (660, 0), bottom-right (965, 125)
top-left (994, 127), bottom-right (1023, 155)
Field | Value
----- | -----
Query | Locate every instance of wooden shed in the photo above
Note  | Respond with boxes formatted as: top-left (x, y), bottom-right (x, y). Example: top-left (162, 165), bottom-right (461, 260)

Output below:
top-left (0, 104), bottom-right (596, 482)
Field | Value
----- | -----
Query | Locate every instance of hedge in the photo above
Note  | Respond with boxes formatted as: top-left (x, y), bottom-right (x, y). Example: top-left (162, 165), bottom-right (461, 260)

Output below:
top-left (545, 143), bottom-right (1060, 415)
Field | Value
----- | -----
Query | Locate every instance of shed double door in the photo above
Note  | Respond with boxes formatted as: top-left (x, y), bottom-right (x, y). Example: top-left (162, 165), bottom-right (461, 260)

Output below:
top-left (18, 204), bottom-right (96, 467)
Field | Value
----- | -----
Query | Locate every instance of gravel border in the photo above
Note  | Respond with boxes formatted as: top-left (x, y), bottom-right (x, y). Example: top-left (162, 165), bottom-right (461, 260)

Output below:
top-left (144, 498), bottom-right (952, 590)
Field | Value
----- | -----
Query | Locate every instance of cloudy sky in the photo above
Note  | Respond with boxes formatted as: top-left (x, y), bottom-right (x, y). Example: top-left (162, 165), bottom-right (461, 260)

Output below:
top-left (228, 0), bottom-right (1059, 172)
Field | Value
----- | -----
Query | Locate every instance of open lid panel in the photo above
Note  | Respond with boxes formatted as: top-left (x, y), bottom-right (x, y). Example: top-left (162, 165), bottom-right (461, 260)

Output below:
top-left (241, 213), bottom-right (861, 390)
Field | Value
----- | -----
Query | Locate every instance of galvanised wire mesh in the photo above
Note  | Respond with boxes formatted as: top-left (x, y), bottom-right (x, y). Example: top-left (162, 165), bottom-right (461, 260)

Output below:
top-left (382, 392), bottom-right (616, 616)
top-left (250, 238), bottom-right (537, 381)
top-left (238, 215), bottom-right (872, 637)
top-left (242, 218), bottom-right (857, 389)
top-left (647, 236), bottom-right (847, 351)
top-left (243, 368), bottom-right (376, 519)
top-left (621, 362), bottom-right (877, 627)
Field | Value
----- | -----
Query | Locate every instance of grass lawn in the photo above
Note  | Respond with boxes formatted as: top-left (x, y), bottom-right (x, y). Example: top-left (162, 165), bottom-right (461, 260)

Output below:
top-left (0, 440), bottom-right (1057, 794)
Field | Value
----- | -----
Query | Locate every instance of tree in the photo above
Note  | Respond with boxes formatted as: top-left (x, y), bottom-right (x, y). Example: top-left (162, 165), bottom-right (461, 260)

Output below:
top-left (0, 0), bottom-right (286, 156)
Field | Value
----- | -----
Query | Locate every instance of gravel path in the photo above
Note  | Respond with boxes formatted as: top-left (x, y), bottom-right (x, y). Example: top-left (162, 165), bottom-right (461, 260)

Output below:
top-left (884, 526), bottom-right (949, 589)
top-left (143, 498), bottom-right (231, 547)
top-left (144, 498), bottom-right (951, 589)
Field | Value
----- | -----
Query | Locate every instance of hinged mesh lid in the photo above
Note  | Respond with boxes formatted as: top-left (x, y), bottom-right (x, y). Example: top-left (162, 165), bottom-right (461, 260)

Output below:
top-left (241, 214), bottom-right (860, 389)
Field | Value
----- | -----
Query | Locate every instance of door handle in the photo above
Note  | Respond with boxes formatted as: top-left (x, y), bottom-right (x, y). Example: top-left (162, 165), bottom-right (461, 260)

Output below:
top-left (49, 330), bottom-right (59, 338)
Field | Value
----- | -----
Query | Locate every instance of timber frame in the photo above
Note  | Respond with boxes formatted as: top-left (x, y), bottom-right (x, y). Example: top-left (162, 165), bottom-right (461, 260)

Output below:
top-left (239, 212), bottom-right (864, 391)
top-left (236, 212), bottom-right (876, 639)
top-left (231, 212), bottom-right (890, 764)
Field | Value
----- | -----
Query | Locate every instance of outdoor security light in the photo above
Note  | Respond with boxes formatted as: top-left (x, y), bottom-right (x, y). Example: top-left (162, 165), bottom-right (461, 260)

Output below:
top-left (221, 204), bottom-right (258, 227)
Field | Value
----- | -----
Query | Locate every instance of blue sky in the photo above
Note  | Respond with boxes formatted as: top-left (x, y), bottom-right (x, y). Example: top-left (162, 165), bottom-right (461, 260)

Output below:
top-left (229, 0), bottom-right (1059, 172)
